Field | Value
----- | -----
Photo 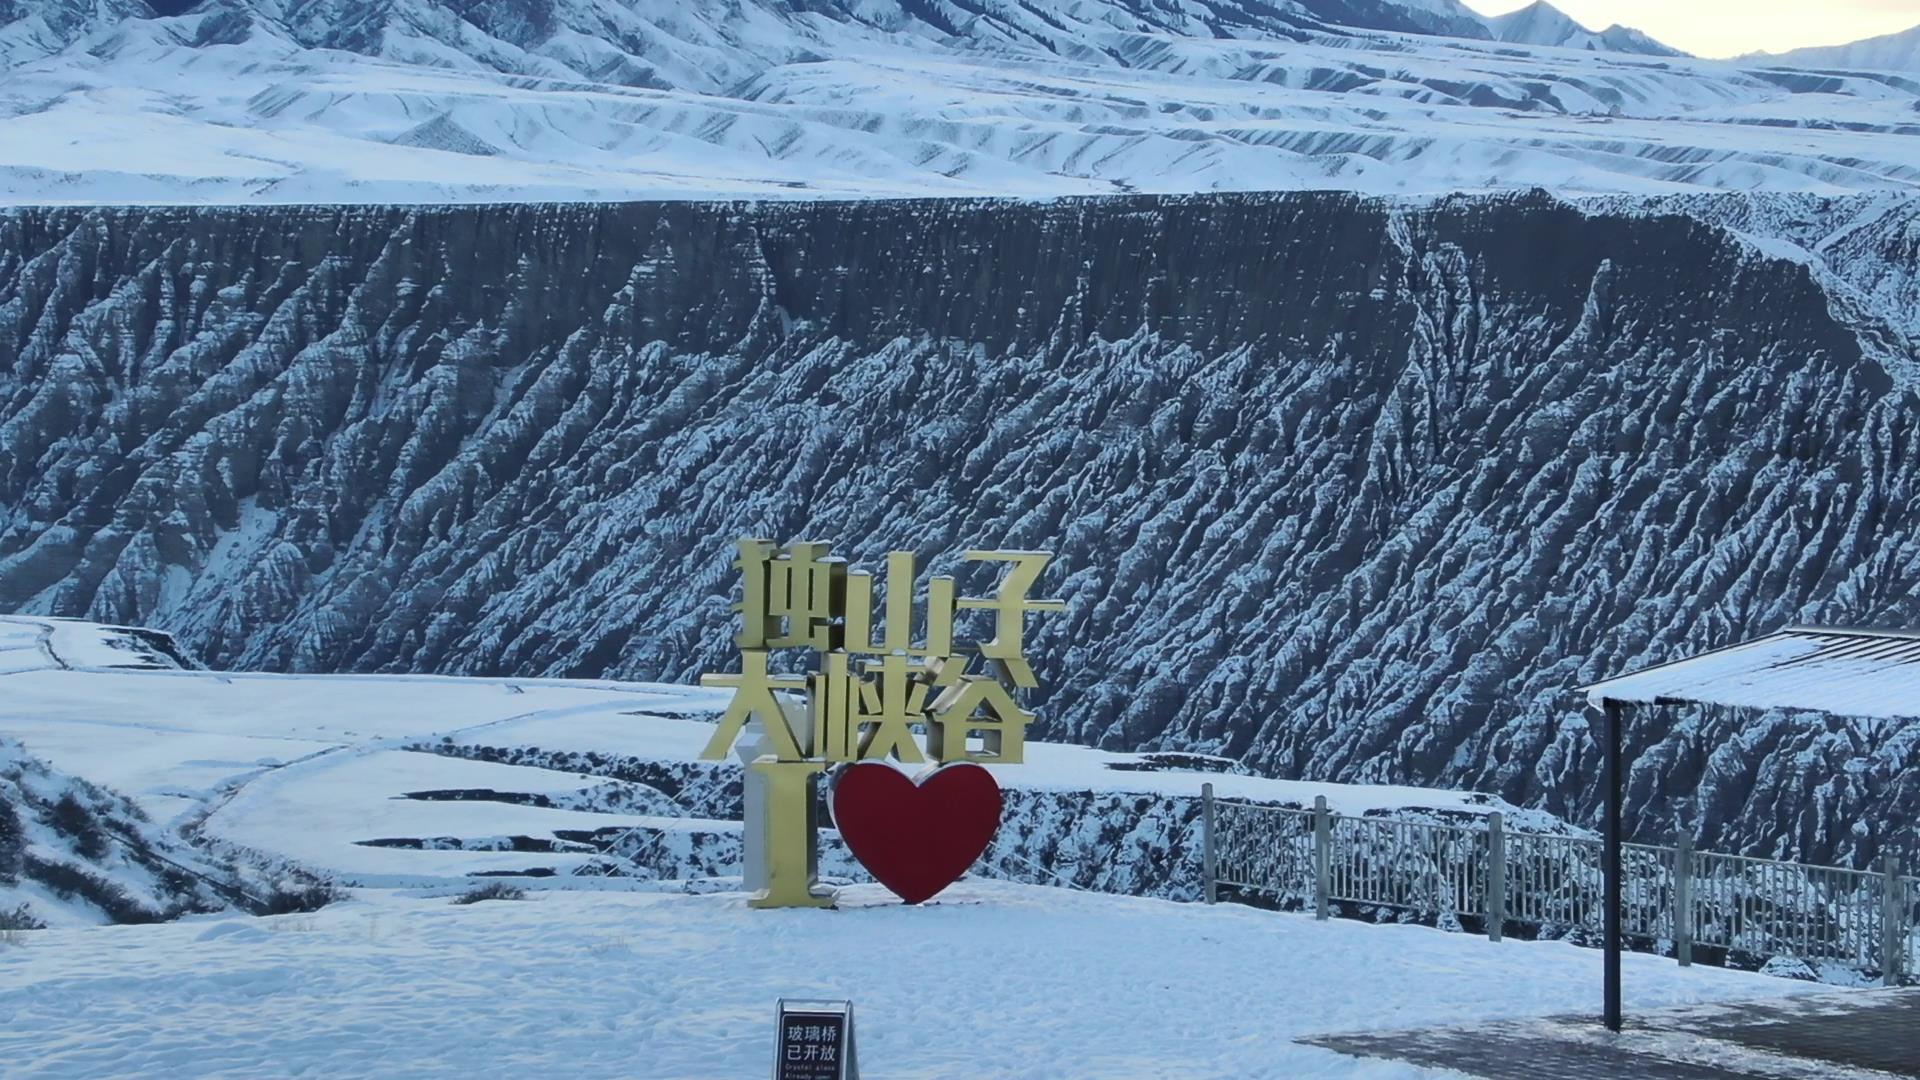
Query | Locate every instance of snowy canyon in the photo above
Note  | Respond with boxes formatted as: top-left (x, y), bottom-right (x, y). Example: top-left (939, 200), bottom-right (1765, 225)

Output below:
top-left (1, 191), bottom-right (1917, 871)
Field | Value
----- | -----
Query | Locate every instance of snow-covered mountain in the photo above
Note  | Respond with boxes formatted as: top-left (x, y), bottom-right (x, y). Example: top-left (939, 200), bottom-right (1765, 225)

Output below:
top-left (7, 0), bottom-right (1920, 202)
top-left (0, 0), bottom-right (1584, 77)
top-left (3, 191), bottom-right (1918, 870)
top-left (1485, 1), bottom-right (1678, 56)
top-left (1758, 22), bottom-right (1920, 75)
top-left (4, 0), bottom-right (1502, 68)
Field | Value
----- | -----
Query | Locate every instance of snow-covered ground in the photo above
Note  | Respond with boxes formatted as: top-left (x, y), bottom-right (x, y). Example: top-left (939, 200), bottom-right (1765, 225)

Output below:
top-left (0, 615), bottom-right (1846, 1075)
top-left (0, 882), bottom-right (1817, 1079)
top-left (0, 616), bottom-right (1566, 896)
top-left (5, 1), bottom-right (1920, 203)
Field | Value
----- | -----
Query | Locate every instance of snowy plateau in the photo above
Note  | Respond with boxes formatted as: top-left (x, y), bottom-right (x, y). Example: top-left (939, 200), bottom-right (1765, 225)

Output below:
top-left (5, 0), bottom-right (1920, 202)
top-left (0, 616), bottom-right (1821, 1077)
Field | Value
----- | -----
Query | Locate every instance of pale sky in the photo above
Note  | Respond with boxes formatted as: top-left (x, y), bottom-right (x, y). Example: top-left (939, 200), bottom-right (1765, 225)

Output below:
top-left (1462, 1), bottom-right (1920, 58)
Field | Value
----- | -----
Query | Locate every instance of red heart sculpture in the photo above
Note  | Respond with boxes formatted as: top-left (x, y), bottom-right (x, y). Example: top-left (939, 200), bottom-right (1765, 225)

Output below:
top-left (831, 761), bottom-right (1003, 904)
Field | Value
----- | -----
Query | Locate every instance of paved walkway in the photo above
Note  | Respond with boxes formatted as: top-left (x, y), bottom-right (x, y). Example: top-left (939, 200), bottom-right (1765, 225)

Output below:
top-left (1304, 988), bottom-right (1920, 1079)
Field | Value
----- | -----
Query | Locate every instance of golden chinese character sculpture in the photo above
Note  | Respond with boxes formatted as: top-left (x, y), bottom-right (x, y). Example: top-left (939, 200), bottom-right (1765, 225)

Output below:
top-left (698, 539), bottom-right (1063, 908)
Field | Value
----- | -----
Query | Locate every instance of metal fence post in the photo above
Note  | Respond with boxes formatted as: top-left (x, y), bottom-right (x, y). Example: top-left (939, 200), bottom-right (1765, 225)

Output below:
top-left (1202, 783), bottom-right (1217, 905)
top-left (1673, 832), bottom-right (1693, 968)
top-left (1598, 700), bottom-right (1625, 1033)
top-left (1884, 854), bottom-right (1905, 987)
top-left (1313, 795), bottom-right (1331, 921)
top-left (1486, 812), bottom-right (1505, 943)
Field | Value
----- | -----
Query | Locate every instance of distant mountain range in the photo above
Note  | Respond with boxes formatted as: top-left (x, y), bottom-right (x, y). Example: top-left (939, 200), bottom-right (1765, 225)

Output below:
top-left (0, 0), bottom-right (1685, 63)
top-left (1755, 22), bottom-right (1920, 74)
top-left (5, 0), bottom-right (1920, 202)
top-left (1486, 1), bottom-right (1680, 56)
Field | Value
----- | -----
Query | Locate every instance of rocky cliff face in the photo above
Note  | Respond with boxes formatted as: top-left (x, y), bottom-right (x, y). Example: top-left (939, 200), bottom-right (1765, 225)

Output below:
top-left (2, 192), bottom-right (1917, 866)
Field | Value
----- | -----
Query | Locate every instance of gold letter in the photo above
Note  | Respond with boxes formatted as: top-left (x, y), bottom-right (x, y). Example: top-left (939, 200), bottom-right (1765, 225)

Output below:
top-left (733, 538), bottom-right (779, 648)
top-left (749, 757), bottom-right (835, 909)
top-left (846, 551), bottom-right (956, 657)
top-left (769, 542), bottom-right (845, 652)
top-left (812, 651), bottom-right (859, 763)
top-left (929, 675), bottom-right (1034, 764)
top-left (699, 650), bottom-right (807, 760)
top-left (854, 654), bottom-right (927, 764)
top-left (957, 551), bottom-right (1065, 688)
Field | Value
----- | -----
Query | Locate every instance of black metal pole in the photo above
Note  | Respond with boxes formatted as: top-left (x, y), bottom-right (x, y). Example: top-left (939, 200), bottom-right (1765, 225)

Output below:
top-left (1598, 699), bottom-right (1624, 1032)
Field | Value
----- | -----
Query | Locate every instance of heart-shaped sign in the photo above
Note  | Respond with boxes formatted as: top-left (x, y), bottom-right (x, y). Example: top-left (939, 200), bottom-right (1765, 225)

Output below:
top-left (831, 761), bottom-right (1003, 904)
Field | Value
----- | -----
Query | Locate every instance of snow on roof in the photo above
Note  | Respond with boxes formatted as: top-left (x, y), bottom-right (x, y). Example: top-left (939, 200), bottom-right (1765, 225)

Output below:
top-left (1581, 626), bottom-right (1920, 720)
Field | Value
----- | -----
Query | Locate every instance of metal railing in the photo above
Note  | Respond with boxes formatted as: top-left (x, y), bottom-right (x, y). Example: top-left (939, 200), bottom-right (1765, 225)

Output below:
top-left (1202, 784), bottom-right (1918, 985)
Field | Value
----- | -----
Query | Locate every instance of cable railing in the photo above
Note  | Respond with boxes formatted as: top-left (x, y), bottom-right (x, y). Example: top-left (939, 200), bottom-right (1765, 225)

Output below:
top-left (1202, 785), bottom-right (1916, 985)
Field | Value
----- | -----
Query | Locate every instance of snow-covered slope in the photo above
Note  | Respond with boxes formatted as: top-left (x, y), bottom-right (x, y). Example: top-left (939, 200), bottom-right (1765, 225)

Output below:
top-left (8, 0), bottom-right (1920, 201)
top-left (0, 615), bottom-right (1556, 910)
top-left (0, 882), bottom-right (1816, 1079)
top-left (0, 735), bottom-right (230, 926)
top-left (0, 617), bottom-right (336, 926)
top-left (4, 193), bottom-right (1918, 874)
top-left (1485, 2), bottom-right (1679, 56)
top-left (0, 0), bottom-right (151, 65)
top-left (0, 613), bottom-right (1833, 1079)
top-left (2, 0), bottom-right (1498, 77)
top-left (1757, 23), bottom-right (1920, 75)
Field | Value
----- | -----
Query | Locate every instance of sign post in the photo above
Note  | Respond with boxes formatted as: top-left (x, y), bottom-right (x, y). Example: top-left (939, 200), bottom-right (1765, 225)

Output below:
top-left (774, 999), bottom-right (858, 1080)
top-left (700, 540), bottom-right (1064, 908)
top-left (1593, 698), bottom-right (1625, 1032)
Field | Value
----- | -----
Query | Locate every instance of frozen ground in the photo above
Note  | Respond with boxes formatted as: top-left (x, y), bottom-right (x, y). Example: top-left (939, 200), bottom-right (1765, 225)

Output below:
top-left (0, 616), bottom-right (1562, 896)
top-left (6, 2), bottom-right (1920, 203)
top-left (0, 881), bottom-right (1819, 1079)
top-left (0, 615), bottom-right (1849, 1077)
